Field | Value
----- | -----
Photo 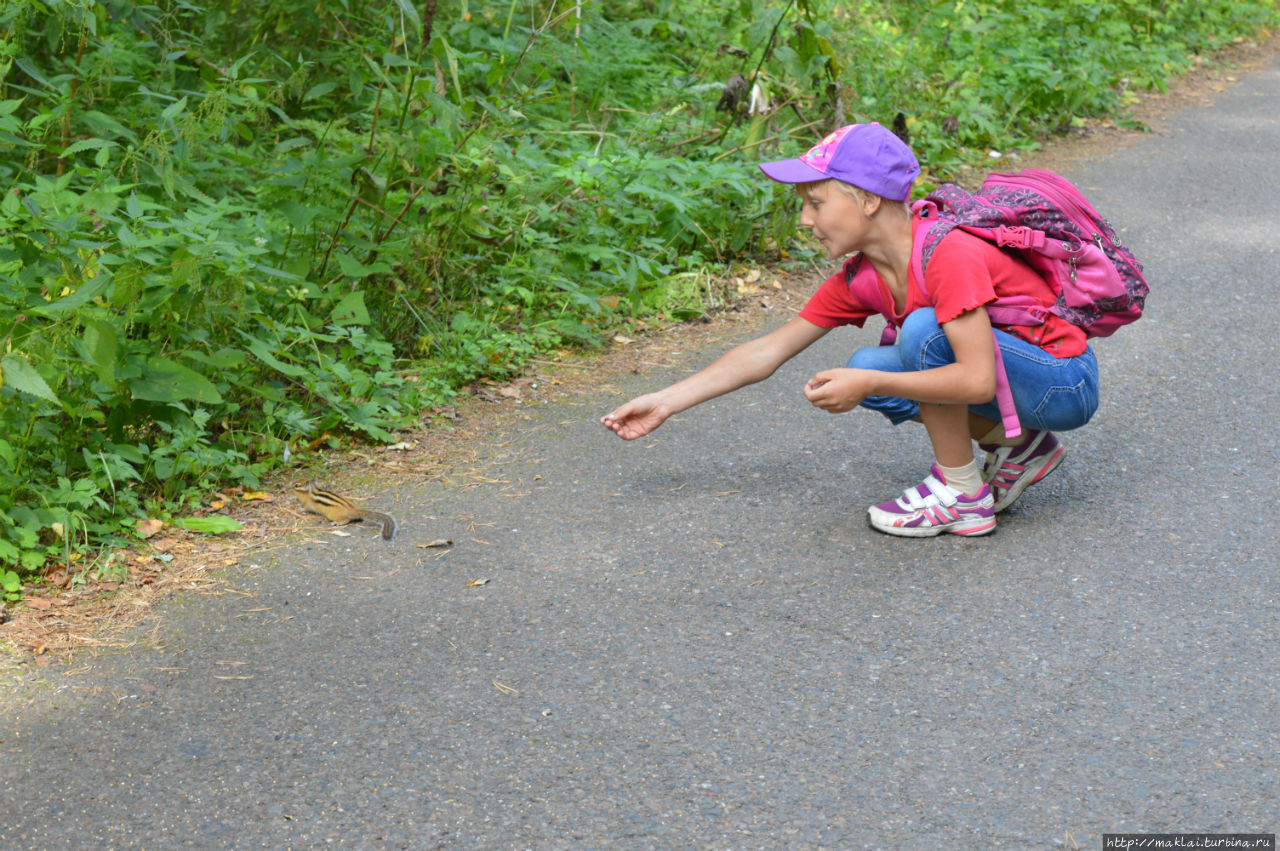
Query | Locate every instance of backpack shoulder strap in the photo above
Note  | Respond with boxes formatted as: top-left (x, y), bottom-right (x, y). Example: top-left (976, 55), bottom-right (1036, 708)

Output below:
top-left (843, 255), bottom-right (901, 346)
top-left (910, 198), bottom-right (1027, 438)
top-left (843, 254), bottom-right (884, 310)
top-left (909, 207), bottom-right (1051, 329)
top-left (908, 200), bottom-right (940, 304)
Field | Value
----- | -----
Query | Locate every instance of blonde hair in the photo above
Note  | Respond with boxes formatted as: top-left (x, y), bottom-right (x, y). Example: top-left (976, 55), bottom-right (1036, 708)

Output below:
top-left (797, 178), bottom-right (910, 217)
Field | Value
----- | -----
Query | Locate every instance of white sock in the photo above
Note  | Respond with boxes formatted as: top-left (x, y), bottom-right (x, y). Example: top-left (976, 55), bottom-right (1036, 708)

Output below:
top-left (979, 423), bottom-right (1009, 445)
top-left (980, 423), bottom-right (1036, 447)
top-left (936, 459), bottom-right (983, 497)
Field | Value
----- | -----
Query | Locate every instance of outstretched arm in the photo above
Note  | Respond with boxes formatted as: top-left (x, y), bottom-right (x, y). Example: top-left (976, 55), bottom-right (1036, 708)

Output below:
top-left (601, 316), bottom-right (830, 440)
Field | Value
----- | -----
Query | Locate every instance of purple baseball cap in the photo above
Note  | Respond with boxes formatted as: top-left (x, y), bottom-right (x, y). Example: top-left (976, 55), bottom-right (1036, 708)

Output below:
top-left (758, 123), bottom-right (920, 201)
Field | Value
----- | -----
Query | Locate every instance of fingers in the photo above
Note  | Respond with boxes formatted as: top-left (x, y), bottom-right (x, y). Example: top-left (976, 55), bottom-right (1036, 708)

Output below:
top-left (600, 402), bottom-right (638, 428)
top-left (805, 368), bottom-right (838, 392)
top-left (600, 402), bottom-right (654, 440)
top-left (600, 413), bottom-right (631, 435)
top-left (804, 371), bottom-right (833, 401)
top-left (804, 369), bottom-right (862, 413)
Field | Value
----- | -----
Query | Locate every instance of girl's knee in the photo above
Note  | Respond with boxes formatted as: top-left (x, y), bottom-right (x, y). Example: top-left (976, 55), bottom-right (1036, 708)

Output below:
top-left (897, 308), bottom-right (949, 370)
top-left (847, 345), bottom-right (900, 371)
top-left (900, 307), bottom-right (939, 335)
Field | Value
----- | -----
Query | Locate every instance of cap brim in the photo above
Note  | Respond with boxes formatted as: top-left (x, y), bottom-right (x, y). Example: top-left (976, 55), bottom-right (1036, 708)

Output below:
top-left (758, 158), bottom-right (828, 184)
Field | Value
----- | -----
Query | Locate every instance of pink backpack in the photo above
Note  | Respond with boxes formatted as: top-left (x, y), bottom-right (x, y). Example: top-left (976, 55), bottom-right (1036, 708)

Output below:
top-left (847, 168), bottom-right (1148, 437)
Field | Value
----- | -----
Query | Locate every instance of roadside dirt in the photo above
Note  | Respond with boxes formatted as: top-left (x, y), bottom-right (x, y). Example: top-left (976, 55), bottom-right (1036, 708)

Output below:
top-left (3, 33), bottom-right (1276, 687)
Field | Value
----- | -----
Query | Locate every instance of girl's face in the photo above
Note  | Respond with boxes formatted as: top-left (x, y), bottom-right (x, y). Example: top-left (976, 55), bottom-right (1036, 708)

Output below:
top-left (798, 181), bottom-right (871, 258)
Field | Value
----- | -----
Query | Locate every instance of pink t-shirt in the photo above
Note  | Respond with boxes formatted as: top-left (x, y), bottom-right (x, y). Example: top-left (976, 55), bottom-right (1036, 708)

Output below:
top-left (798, 221), bottom-right (1087, 357)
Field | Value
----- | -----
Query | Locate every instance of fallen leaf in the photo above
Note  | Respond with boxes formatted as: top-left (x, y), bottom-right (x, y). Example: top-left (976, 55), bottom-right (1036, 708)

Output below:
top-left (416, 539), bottom-right (453, 549)
top-left (497, 386), bottom-right (522, 399)
top-left (174, 516), bottom-right (244, 534)
top-left (47, 570), bottom-right (69, 587)
top-left (137, 517), bottom-right (164, 539)
top-left (208, 499), bottom-right (227, 510)
top-left (329, 529), bottom-right (353, 537)
top-left (466, 578), bottom-right (490, 587)
top-left (613, 335), bottom-right (635, 345)
top-left (241, 491), bottom-right (273, 502)
top-left (150, 537), bottom-right (178, 553)
top-left (386, 442), bottom-right (416, 452)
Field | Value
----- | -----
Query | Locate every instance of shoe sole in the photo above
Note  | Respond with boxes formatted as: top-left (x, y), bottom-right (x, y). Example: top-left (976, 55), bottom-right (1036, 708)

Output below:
top-left (992, 444), bottom-right (1065, 513)
top-left (866, 511), bottom-right (996, 538)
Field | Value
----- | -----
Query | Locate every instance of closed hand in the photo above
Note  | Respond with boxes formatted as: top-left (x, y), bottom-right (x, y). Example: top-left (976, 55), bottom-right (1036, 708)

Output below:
top-left (803, 368), bottom-right (875, 413)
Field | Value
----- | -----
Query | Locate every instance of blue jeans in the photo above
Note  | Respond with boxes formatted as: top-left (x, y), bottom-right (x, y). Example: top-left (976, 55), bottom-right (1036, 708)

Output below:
top-left (848, 308), bottom-right (1099, 432)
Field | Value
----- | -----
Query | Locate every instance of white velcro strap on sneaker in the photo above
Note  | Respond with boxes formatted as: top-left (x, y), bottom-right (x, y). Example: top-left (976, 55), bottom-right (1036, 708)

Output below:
top-left (981, 445), bottom-right (1012, 480)
top-left (898, 474), bottom-right (957, 510)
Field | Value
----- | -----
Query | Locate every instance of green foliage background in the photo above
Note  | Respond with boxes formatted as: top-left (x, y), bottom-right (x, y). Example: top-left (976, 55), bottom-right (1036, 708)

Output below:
top-left (0, 0), bottom-right (1276, 594)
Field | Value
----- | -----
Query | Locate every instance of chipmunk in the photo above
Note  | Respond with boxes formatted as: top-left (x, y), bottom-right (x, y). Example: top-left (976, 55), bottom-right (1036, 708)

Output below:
top-left (291, 480), bottom-right (398, 540)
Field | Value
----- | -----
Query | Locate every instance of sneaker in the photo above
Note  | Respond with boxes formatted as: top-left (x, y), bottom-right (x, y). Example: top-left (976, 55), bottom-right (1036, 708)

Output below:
top-left (866, 464), bottom-right (996, 537)
top-left (979, 429), bottom-right (1064, 513)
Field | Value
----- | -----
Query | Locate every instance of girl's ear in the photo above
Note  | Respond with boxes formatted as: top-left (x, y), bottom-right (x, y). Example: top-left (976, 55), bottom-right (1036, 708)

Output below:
top-left (862, 192), bottom-right (883, 217)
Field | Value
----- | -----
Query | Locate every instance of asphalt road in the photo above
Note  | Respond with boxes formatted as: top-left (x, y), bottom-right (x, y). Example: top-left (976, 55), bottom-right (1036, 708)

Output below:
top-left (3, 53), bottom-right (1279, 850)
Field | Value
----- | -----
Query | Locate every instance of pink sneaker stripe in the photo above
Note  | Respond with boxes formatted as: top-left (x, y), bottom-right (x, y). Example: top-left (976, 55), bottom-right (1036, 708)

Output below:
top-left (954, 519), bottom-right (997, 536)
top-left (1028, 445), bottom-right (1065, 484)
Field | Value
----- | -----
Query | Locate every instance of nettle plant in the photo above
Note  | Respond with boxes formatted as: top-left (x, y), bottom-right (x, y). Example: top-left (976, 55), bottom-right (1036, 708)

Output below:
top-left (1, 2), bottom-right (428, 582)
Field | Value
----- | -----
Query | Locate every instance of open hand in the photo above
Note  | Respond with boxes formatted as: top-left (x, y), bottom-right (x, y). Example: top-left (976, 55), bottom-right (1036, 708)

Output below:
top-left (601, 395), bottom-right (671, 440)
